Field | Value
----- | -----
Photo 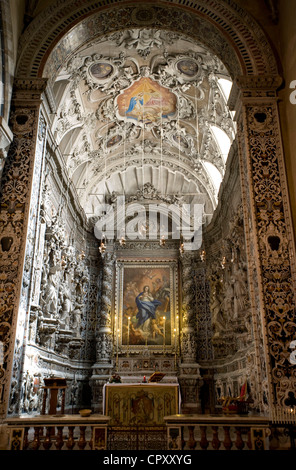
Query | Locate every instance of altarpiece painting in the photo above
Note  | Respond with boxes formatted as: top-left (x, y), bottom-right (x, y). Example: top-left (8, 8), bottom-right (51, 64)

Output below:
top-left (115, 261), bottom-right (179, 353)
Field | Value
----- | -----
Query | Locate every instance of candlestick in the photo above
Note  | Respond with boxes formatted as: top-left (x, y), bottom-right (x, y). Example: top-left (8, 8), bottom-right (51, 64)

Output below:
top-left (174, 328), bottom-right (177, 369)
top-left (176, 315), bottom-right (179, 355)
top-left (195, 86), bottom-right (199, 153)
top-left (127, 316), bottom-right (130, 356)
top-left (116, 328), bottom-right (119, 370)
top-left (163, 316), bottom-right (166, 354)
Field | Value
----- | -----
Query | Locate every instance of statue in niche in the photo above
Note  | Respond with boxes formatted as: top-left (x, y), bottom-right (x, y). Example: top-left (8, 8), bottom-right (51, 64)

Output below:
top-left (97, 332), bottom-right (112, 362)
top-left (8, 379), bottom-right (20, 415)
top-left (40, 269), bottom-right (59, 317)
top-left (232, 261), bottom-right (248, 319)
top-left (39, 214), bottom-right (66, 318)
top-left (209, 272), bottom-right (226, 339)
top-left (71, 300), bottom-right (83, 337)
top-left (58, 283), bottom-right (72, 329)
top-left (63, 245), bottom-right (76, 275)
top-left (211, 294), bottom-right (226, 339)
top-left (222, 280), bottom-right (234, 317)
top-left (21, 372), bottom-right (41, 414)
top-left (70, 380), bottom-right (79, 408)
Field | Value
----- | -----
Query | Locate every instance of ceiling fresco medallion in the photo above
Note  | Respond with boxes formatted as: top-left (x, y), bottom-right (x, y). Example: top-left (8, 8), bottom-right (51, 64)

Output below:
top-left (107, 134), bottom-right (122, 148)
top-left (176, 58), bottom-right (199, 78)
top-left (116, 77), bottom-right (177, 126)
top-left (90, 62), bottom-right (114, 80)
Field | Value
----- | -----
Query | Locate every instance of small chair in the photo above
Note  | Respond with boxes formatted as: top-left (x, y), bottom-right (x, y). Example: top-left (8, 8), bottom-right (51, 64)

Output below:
top-left (220, 381), bottom-right (249, 414)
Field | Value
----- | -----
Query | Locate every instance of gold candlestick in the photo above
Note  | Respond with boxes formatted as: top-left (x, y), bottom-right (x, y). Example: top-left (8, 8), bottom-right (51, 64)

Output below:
top-left (174, 328), bottom-right (177, 369)
top-left (127, 316), bottom-right (130, 356)
top-left (176, 315), bottom-right (179, 356)
top-left (163, 316), bottom-right (166, 354)
top-left (116, 328), bottom-right (119, 370)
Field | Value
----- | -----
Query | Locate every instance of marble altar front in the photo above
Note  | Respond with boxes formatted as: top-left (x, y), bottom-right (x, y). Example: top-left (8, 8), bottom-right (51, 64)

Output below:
top-left (103, 383), bottom-right (180, 426)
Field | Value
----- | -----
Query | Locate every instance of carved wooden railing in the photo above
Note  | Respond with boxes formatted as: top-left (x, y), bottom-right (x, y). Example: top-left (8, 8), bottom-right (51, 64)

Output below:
top-left (5, 411), bottom-right (295, 450)
top-left (164, 414), bottom-right (271, 450)
top-left (5, 414), bottom-right (110, 450)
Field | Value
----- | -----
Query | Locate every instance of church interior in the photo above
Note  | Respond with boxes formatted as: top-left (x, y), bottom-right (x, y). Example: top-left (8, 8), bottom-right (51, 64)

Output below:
top-left (0, 0), bottom-right (296, 451)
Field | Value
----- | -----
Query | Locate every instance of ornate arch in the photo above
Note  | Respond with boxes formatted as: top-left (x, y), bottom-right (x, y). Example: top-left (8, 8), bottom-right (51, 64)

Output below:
top-left (15, 0), bottom-right (279, 81)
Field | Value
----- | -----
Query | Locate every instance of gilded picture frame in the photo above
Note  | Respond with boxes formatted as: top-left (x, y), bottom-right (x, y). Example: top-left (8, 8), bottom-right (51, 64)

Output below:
top-left (115, 260), bottom-right (179, 353)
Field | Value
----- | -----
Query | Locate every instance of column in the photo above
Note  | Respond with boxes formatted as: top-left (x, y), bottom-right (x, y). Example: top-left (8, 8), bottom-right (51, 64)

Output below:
top-left (180, 253), bottom-right (198, 363)
top-left (0, 78), bottom-right (47, 418)
top-left (232, 75), bottom-right (296, 409)
top-left (96, 251), bottom-right (114, 363)
top-left (90, 250), bottom-right (114, 411)
top-left (178, 252), bottom-right (202, 413)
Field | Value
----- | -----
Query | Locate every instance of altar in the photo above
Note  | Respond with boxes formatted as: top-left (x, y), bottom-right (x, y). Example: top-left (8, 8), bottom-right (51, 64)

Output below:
top-left (103, 383), bottom-right (180, 426)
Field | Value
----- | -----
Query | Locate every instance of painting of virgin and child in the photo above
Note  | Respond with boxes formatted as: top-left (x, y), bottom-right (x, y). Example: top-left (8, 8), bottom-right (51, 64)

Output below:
top-left (117, 77), bottom-right (177, 125)
top-left (121, 266), bottom-right (172, 346)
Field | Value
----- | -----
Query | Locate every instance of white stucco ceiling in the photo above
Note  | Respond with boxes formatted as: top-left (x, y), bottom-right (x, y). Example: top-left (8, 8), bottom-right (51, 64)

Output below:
top-left (50, 28), bottom-right (236, 221)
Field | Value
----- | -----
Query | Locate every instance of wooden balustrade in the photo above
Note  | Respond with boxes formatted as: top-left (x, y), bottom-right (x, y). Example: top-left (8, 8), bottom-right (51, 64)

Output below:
top-left (164, 414), bottom-right (270, 450)
top-left (5, 414), bottom-right (110, 450)
top-left (6, 412), bottom-right (294, 450)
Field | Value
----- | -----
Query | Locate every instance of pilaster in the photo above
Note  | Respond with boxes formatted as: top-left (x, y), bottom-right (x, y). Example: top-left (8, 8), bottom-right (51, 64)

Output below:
top-left (179, 252), bottom-right (202, 412)
top-left (0, 78), bottom-right (47, 419)
top-left (90, 250), bottom-right (115, 411)
top-left (232, 74), bottom-right (296, 408)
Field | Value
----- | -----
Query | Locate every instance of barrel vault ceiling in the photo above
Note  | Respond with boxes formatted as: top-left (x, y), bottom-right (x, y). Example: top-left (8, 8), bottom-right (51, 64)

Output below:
top-left (49, 26), bottom-right (236, 223)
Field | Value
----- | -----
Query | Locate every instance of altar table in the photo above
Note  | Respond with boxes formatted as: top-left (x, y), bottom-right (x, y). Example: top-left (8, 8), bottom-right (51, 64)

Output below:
top-left (103, 383), bottom-right (180, 426)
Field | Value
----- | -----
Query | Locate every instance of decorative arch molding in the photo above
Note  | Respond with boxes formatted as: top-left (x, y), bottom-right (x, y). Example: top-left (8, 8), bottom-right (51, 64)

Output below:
top-left (81, 157), bottom-right (217, 210)
top-left (15, 0), bottom-right (279, 82)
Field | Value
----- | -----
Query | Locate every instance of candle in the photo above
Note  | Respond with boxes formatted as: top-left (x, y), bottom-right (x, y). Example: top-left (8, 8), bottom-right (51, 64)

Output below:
top-left (114, 315), bottom-right (118, 355)
top-left (176, 315), bottom-right (179, 353)
top-left (116, 326), bottom-right (120, 371)
top-left (163, 316), bottom-right (166, 350)
top-left (127, 316), bottom-right (130, 348)
top-left (195, 86), bottom-right (199, 152)
top-left (174, 328), bottom-right (177, 369)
